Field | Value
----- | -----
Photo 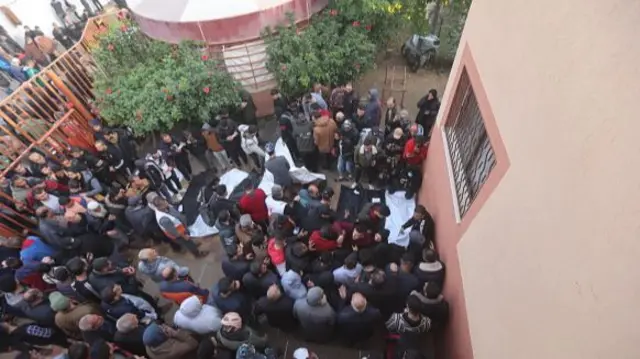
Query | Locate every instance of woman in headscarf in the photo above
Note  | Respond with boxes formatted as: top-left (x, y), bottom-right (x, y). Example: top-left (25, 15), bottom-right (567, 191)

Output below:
top-left (415, 89), bottom-right (440, 135)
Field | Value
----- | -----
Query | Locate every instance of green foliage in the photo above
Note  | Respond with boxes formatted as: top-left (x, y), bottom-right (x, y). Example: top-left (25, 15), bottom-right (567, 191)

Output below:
top-left (92, 19), bottom-right (240, 135)
top-left (401, 0), bottom-right (430, 34)
top-left (328, 0), bottom-right (405, 46)
top-left (263, 12), bottom-right (376, 97)
top-left (438, 0), bottom-right (472, 59)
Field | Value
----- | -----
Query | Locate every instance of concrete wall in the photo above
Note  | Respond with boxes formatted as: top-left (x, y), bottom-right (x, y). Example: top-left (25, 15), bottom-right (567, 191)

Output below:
top-left (419, 0), bottom-right (640, 358)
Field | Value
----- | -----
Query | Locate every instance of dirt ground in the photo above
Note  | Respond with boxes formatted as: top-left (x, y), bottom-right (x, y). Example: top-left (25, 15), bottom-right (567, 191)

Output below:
top-left (355, 52), bottom-right (451, 116)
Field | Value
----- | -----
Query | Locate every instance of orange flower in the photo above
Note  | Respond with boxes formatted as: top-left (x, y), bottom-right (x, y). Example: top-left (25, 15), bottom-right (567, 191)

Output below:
top-left (161, 88), bottom-right (168, 93)
top-left (201, 55), bottom-right (209, 61)
top-left (120, 24), bottom-right (128, 32)
top-left (203, 87), bottom-right (210, 94)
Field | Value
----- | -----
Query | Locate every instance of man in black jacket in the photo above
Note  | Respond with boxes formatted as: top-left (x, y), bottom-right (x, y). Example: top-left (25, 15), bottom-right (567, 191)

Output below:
top-left (88, 257), bottom-right (139, 296)
top-left (241, 260), bottom-right (278, 299)
top-left (113, 313), bottom-right (148, 357)
top-left (209, 184), bottom-right (240, 221)
top-left (100, 283), bottom-right (150, 322)
top-left (22, 288), bottom-right (57, 327)
top-left (271, 88), bottom-right (288, 120)
top-left (336, 292), bottom-right (381, 346)
top-left (347, 269), bottom-right (402, 319)
top-left (95, 140), bottom-right (127, 185)
top-left (254, 284), bottom-right (297, 331)
top-left (401, 205), bottom-right (435, 261)
top-left (216, 116), bottom-right (248, 167)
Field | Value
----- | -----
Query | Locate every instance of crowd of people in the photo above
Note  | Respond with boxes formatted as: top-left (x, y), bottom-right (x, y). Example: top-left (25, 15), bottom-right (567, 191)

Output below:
top-left (0, 83), bottom-right (448, 359)
top-left (0, 0), bottom-right (114, 96)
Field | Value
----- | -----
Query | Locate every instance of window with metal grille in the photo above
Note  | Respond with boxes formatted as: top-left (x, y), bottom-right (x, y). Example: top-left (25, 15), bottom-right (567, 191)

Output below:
top-left (444, 68), bottom-right (496, 218)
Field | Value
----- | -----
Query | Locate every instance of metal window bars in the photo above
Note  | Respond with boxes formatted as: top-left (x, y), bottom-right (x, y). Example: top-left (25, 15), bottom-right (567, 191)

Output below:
top-left (443, 68), bottom-right (496, 217)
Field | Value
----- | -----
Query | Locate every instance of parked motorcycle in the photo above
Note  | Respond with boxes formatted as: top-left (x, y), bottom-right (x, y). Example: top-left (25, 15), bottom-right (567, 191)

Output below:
top-left (400, 34), bottom-right (440, 72)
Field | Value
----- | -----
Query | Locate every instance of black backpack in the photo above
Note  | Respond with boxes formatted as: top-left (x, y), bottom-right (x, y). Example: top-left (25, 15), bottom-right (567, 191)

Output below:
top-left (292, 116), bottom-right (316, 154)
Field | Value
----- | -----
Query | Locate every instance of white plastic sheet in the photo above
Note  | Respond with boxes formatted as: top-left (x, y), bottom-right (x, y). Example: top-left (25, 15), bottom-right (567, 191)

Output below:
top-left (187, 169), bottom-right (249, 237)
top-left (187, 139), bottom-right (325, 236)
top-left (260, 138), bottom-right (326, 196)
top-left (385, 191), bottom-right (416, 247)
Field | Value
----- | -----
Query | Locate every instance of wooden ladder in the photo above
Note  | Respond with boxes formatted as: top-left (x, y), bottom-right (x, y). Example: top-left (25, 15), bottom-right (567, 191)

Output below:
top-left (382, 65), bottom-right (408, 108)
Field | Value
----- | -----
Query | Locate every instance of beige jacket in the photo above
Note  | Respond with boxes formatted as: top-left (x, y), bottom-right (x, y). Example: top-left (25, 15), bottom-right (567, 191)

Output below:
top-left (145, 329), bottom-right (199, 359)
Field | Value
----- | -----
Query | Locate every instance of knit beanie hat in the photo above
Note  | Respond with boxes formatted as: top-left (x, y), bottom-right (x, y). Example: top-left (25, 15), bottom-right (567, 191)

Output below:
top-left (49, 291), bottom-right (70, 312)
top-left (142, 323), bottom-right (167, 347)
top-left (306, 287), bottom-right (324, 306)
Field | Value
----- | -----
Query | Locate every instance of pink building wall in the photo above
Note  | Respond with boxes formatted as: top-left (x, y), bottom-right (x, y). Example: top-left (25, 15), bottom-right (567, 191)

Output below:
top-left (419, 0), bottom-right (640, 358)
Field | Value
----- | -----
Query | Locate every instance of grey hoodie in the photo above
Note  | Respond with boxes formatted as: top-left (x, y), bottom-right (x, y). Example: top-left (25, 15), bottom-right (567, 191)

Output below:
top-left (173, 295), bottom-right (222, 334)
top-left (137, 256), bottom-right (189, 283)
top-left (293, 289), bottom-right (336, 342)
top-left (280, 269), bottom-right (307, 300)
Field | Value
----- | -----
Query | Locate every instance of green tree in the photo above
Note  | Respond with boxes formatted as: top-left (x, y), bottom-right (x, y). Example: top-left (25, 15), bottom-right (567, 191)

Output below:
top-left (431, 0), bottom-right (473, 59)
top-left (263, 12), bottom-right (376, 97)
top-left (328, 0), bottom-right (405, 46)
top-left (92, 19), bottom-right (241, 135)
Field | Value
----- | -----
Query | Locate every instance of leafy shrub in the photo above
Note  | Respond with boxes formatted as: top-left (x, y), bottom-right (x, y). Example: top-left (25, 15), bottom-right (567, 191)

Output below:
top-left (328, 0), bottom-right (405, 46)
top-left (92, 18), bottom-right (240, 135)
top-left (263, 12), bottom-right (376, 97)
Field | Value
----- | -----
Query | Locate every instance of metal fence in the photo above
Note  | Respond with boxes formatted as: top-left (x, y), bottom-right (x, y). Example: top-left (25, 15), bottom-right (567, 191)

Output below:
top-left (0, 13), bottom-right (117, 237)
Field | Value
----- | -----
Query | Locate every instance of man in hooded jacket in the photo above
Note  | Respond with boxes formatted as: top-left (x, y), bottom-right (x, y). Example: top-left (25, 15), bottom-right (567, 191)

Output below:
top-left (293, 287), bottom-right (336, 343)
top-left (173, 295), bottom-right (222, 334)
top-left (364, 88), bottom-right (381, 129)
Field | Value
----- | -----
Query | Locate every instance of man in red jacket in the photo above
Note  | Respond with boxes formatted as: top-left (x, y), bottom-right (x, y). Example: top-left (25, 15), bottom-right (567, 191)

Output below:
top-left (402, 135), bottom-right (429, 199)
top-left (238, 183), bottom-right (269, 232)
top-left (403, 135), bottom-right (428, 167)
top-left (309, 224), bottom-right (343, 252)
top-left (332, 221), bottom-right (376, 249)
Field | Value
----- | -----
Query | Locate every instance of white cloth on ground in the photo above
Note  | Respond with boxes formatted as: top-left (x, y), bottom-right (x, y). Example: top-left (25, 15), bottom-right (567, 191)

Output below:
top-left (385, 190), bottom-right (416, 247)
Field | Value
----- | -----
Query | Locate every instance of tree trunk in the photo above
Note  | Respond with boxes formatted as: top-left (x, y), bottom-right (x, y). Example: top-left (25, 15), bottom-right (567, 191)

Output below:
top-left (428, 0), bottom-right (442, 35)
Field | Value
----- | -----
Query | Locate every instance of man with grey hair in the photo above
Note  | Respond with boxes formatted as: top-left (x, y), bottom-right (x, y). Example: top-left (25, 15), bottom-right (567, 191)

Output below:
top-left (114, 313), bottom-right (148, 356)
top-left (78, 313), bottom-right (115, 344)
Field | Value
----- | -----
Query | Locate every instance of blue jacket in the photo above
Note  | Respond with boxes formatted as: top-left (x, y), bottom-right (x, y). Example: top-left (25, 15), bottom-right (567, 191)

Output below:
top-left (159, 279), bottom-right (208, 304)
top-left (101, 297), bottom-right (147, 321)
top-left (207, 284), bottom-right (251, 318)
top-left (20, 236), bottom-right (56, 262)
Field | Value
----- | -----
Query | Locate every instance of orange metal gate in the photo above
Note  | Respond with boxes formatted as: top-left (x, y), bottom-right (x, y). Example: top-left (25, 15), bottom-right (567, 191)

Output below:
top-left (0, 14), bottom-right (115, 237)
